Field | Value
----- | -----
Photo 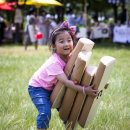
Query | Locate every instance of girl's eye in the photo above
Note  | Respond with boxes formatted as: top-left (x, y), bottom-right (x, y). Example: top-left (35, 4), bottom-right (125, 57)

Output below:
top-left (68, 39), bottom-right (72, 42)
top-left (59, 40), bottom-right (64, 43)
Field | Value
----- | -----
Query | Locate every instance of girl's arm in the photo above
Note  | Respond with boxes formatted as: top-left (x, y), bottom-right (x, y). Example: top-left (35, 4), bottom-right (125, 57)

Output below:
top-left (56, 73), bottom-right (98, 97)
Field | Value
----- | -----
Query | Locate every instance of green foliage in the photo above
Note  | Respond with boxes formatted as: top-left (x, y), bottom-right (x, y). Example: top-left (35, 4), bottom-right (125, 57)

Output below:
top-left (0, 43), bottom-right (130, 130)
top-left (88, 0), bottom-right (111, 12)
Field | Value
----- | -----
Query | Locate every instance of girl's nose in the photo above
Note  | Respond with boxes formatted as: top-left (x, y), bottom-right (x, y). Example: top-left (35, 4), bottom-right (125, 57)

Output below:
top-left (64, 41), bottom-right (69, 46)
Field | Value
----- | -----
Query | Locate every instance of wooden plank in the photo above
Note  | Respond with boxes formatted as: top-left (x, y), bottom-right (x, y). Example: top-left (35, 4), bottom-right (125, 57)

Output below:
top-left (59, 51), bottom-right (92, 122)
top-left (78, 56), bottom-right (116, 128)
top-left (50, 38), bottom-right (95, 108)
top-left (67, 66), bottom-right (97, 130)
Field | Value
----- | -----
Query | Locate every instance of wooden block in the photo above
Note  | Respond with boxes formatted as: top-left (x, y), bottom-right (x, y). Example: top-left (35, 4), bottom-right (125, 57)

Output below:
top-left (59, 51), bottom-right (92, 122)
top-left (65, 38), bottom-right (94, 74)
top-left (67, 66), bottom-right (97, 130)
top-left (78, 56), bottom-right (116, 128)
top-left (50, 38), bottom-right (95, 108)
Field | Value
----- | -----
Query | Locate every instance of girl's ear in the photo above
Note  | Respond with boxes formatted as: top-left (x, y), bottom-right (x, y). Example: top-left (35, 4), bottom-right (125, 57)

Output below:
top-left (52, 44), bottom-right (55, 49)
top-left (52, 44), bottom-right (56, 52)
top-left (53, 47), bottom-right (56, 52)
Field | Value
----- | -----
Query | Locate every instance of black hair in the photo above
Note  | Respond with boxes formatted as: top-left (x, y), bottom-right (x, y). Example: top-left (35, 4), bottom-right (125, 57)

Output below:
top-left (49, 27), bottom-right (77, 52)
top-left (28, 7), bottom-right (36, 15)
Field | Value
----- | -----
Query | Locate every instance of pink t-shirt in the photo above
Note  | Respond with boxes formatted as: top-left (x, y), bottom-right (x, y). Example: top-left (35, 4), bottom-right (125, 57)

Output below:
top-left (29, 53), bottom-right (66, 91)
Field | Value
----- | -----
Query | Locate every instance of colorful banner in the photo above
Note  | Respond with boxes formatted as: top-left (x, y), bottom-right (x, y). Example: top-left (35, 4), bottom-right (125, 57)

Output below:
top-left (113, 25), bottom-right (130, 43)
top-left (90, 26), bottom-right (110, 39)
top-left (107, 0), bottom-right (128, 4)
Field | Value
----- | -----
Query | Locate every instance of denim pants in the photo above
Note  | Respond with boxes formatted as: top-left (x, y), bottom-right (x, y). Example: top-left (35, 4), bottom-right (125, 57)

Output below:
top-left (28, 85), bottom-right (52, 129)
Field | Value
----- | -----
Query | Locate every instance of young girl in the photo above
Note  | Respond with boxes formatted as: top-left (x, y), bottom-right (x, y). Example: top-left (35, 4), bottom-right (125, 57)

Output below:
top-left (28, 21), bottom-right (98, 130)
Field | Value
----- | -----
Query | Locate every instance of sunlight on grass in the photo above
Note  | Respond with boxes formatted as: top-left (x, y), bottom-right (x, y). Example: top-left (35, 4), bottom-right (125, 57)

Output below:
top-left (0, 44), bottom-right (130, 130)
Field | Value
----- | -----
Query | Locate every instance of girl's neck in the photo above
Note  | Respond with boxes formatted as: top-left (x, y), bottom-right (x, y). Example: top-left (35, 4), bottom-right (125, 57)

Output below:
top-left (59, 55), bottom-right (70, 63)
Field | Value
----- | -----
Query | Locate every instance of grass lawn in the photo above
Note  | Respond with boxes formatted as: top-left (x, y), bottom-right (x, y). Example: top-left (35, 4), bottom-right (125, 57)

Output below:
top-left (0, 41), bottom-right (130, 130)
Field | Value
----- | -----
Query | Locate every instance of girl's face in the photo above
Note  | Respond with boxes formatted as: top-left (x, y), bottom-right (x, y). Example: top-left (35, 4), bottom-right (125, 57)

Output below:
top-left (54, 31), bottom-right (74, 60)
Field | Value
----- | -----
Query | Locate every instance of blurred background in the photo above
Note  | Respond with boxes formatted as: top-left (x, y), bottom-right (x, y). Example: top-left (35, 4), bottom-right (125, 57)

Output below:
top-left (0, 0), bottom-right (130, 46)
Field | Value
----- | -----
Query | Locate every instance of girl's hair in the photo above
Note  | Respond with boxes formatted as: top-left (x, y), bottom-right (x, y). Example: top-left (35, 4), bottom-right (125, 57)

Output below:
top-left (49, 26), bottom-right (77, 52)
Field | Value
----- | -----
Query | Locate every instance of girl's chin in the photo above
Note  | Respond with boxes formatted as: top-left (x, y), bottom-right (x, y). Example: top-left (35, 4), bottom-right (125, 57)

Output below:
top-left (64, 52), bottom-right (71, 56)
top-left (64, 50), bottom-right (71, 54)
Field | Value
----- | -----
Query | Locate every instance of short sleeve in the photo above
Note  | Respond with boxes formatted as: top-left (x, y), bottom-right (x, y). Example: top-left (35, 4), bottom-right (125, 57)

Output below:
top-left (46, 63), bottom-right (64, 76)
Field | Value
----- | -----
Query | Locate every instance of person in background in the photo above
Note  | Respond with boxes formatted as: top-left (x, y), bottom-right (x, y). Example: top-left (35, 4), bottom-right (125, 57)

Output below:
top-left (36, 9), bottom-right (47, 45)
top-left (23, 7), bottom-right (38, 50)
top-left (44, 14), bottom-right (57, 45)
top-left (14, 4), bottom-right (23, 43)
top-left (0, 14), bottom-right (6, 44)
top-left (65, 7), bottom-right (76, 26)
top-left (48, 15), bottom-right (58, 37)
top-left (28, 21), bottom-right (98, 130)
top-left (76, 12), bottom-right (86, 26)
top-left (65, 7), bottom-right (79, 38)
top-left (4, 22), bottom-right (14, 42)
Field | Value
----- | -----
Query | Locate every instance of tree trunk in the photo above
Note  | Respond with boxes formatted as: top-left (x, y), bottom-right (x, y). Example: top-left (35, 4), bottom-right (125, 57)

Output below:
top-left (113, 4), bottom-right (117, 23)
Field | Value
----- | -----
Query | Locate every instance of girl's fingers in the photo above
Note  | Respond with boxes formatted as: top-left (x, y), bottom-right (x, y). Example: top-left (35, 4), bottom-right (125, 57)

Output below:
top-left (90, 84), bottom-right (94, 88)
top-left (73, 80), bottom-right (78, 84)
top-left (92, 89), bottom-right (98, 92)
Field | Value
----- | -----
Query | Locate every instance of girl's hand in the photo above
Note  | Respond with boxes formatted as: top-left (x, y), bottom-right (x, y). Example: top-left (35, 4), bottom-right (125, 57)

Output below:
top-left (72, 80), bottom-right (78, 85)
top-left (83, 85), bottom-right (98, 97)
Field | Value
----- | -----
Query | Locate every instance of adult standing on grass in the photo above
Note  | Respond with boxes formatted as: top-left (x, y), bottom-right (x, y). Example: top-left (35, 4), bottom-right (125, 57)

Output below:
top-left (28, 21), bottom-right (98, 130)
top-left (23, 7), bottom-right (38, 50)
top-left (14, 4), bottom-right (23, 44)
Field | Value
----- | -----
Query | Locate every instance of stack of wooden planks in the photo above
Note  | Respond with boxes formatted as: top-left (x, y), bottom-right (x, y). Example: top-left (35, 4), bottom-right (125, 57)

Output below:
top-left (50, 38), bottom-right (116, 130)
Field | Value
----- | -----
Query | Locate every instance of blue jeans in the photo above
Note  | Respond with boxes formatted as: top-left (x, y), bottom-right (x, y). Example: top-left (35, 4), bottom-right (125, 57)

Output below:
top-left (28, 86), bottom-right (52, 129)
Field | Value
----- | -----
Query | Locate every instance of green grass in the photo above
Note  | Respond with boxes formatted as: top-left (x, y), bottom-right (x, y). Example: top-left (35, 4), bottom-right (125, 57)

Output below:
top-left (0, 42), bottom-right (130, 130)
